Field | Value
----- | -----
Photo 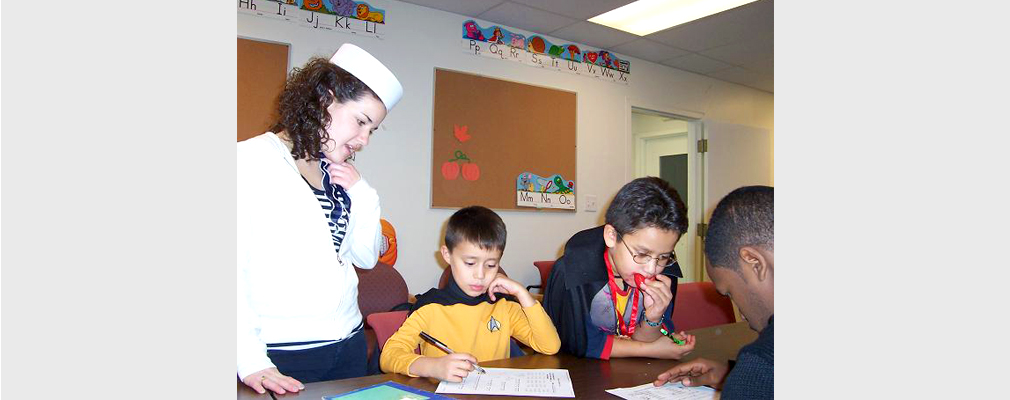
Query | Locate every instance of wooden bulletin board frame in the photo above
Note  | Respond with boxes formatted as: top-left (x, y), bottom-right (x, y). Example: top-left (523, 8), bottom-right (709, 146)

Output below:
top-left (237, 36), bottom-right (290, 142)
top-left (431, 68), bottom-right (577, 212)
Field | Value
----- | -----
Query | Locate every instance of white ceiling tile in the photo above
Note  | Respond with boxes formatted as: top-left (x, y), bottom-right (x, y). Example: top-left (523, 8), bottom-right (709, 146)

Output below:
top-left (749, 76), bottom-right (773, 93)
top-left (550, 21), bottom-right (640, 50)
top-left (647, 19), bottom-right (751, 52)
top-left (706, 67), bottom-right (769, 90)
top-left (646, 0), bottom-right (774, 52)
top-left (661, 53), bottom-right (735, 74)
top-left (699, 34), bottom-right (773, 66)
top-left (396, 0), bottom-right (506, 17)
top-left (510, 0), bottom-right (637, 20)
top-left (707, 66), bottom-right (757, 80)
top-left (740, 56), bottom-right (773, 74)
top-left (610, 39), bottom-right (690, 63)
top-left (708, 66), bottom-right (773, 93)
top-left (477, 2), bottom-right (579, 34)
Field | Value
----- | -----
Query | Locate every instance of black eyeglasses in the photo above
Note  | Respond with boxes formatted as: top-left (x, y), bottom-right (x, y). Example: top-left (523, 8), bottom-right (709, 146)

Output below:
top-left (620, 240), bottom-right (677, 267)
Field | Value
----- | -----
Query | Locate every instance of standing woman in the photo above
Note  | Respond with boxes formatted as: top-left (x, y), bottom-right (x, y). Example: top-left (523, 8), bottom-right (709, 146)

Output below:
top-left (237, 43), bottom-right (403, 395)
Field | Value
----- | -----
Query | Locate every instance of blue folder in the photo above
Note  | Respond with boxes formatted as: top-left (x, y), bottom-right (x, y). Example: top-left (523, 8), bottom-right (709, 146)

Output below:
top-left (322, 380), bottom-right (452, 400)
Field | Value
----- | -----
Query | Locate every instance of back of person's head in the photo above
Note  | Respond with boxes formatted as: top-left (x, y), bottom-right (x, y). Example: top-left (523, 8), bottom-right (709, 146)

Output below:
top-left (605, 177), bottom-right (688, 239)
top-left (705, 186), bottom-right (774, 270)
top-left (444, 206), bottom-right (507, 253)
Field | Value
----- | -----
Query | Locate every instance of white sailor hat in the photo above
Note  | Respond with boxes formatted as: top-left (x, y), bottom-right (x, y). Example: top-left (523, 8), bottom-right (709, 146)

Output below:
top-left (329, 43), bottom-right (403, 111)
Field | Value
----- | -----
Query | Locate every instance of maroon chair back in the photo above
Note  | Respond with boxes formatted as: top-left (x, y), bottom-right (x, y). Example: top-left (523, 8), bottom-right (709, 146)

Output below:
top-left (365, 310), bottom-right (412, 353)
top-left (526, 261), bottom-right (555, 293)
top-left (533, 261), bottom-right (554, 287)
top-left (671, 281), bottom-right (736, 332)
top-left (356, 262), bottom-right (409, 361)
top-left (438, 265), bottom-right (509, 289)
top-left (356, 262), bottom-right (409, 319)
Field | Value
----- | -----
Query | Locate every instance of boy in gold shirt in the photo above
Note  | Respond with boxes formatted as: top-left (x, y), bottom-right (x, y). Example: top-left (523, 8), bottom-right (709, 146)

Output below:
top-left (379, 206), bottom-right (561, 382)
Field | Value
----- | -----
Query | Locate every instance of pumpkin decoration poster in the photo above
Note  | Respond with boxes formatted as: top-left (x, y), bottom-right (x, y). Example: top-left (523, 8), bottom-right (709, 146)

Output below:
top-left (440, 124), bottom-right (481, 182)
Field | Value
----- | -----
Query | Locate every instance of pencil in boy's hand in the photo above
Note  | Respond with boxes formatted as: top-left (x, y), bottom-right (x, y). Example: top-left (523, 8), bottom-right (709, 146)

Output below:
top-left (419, 331), bottom-right (486, 374)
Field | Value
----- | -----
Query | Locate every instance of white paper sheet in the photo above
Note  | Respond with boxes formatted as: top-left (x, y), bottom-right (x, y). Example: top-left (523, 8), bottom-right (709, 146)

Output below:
top-left (434, 367), bottom-right (575, 398)
top-left (605, 382), bottom-right (716, 400)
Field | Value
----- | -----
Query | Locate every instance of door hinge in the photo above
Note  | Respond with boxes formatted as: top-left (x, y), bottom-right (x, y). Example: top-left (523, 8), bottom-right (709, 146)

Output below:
top-left (697, 222), bottom-right (708, 238)
top-left (697, 139), bottom-right (708, 153)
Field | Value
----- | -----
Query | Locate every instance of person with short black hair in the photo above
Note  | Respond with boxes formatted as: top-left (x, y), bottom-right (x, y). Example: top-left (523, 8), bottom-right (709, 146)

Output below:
top-left (653, 185), bottom-right (774, 399)
top-left (380, 206), bottom-right (561, 382)
top-left (238, 43), bottom-right (403, 395)
top-left (442, 205), bottom-right (509, 252)
top-left (544, 177), bottom-right (697, 360)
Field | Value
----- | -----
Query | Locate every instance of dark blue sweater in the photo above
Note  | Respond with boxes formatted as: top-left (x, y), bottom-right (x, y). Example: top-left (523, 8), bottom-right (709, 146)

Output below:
top-left (722, 316), bottom-right (774, 399)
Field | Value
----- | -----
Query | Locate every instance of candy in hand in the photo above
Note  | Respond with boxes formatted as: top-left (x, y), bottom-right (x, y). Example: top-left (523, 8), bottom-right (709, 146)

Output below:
top-left (634, 273), bottom-right (647, 288)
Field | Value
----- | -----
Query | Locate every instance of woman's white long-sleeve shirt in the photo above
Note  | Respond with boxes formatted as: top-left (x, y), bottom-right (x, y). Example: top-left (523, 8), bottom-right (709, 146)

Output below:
top-left (237, 132), bottom-right (381, 380)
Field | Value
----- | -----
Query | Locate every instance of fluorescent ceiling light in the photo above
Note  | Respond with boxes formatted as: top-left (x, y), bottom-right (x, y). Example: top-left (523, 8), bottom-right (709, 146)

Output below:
top-left (589, 0), bottom-right (759, 36)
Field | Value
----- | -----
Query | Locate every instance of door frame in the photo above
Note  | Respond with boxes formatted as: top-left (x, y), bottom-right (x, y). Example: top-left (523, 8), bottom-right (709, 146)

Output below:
top-left (626, 99), bottom-right (706, 281)
top-left (635, 131), bottom-right (688, 178)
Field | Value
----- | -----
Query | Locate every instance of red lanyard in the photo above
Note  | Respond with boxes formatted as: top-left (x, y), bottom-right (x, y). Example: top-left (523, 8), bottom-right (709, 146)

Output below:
top-left (605, 249), bottom-right (639, 337)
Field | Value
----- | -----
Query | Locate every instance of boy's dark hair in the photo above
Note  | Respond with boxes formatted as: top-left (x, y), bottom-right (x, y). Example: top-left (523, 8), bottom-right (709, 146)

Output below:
top-left (704, 186), bottom-right (774, 271)
top-left (269, 57), bottom-right (380, 161)
top-left (605, 177), bottom-right (688, 240)
top-left (445, 206), bottom-right (507, 253)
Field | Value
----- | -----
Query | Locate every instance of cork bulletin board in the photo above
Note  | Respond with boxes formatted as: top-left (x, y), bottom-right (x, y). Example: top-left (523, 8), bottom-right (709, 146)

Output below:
top-left (431, 68), bottom-right (577, 211)
top-left (237, 37), bottom-right (289, 142)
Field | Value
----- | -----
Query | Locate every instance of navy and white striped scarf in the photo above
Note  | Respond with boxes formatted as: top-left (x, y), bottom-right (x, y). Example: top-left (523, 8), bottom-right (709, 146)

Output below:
top-left (309, 155), bottom-right (352, 253)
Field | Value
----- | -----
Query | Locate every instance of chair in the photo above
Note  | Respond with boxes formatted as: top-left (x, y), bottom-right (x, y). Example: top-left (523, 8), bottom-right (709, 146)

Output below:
top-left (671, 281), bottom-right (736, 332)
top-left (525, 261), bottom-right (555, 293)
top-left (365, 310), bottom-right (410, 352)
top-left (437, 265), bottom-right (509, 289)
top-left (355, 262), bottom-right (410, 363)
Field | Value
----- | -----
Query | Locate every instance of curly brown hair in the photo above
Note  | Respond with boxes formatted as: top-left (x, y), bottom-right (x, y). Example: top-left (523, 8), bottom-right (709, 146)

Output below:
top-left (270, 57), bottom-right (379, 160)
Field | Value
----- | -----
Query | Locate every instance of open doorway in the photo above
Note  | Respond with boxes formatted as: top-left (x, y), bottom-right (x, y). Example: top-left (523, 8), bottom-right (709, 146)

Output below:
top-left (631, 108), bottom-right (702, 282)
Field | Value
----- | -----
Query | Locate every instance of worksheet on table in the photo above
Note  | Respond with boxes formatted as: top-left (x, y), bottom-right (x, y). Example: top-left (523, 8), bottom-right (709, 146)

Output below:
top-left (435, 368), bottom-right (575, 398)
top-left (606, 382), bottom-right (716, 400)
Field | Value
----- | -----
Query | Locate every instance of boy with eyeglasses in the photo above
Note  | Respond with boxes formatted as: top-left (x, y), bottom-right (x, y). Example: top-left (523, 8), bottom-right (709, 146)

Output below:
top-left (544, 177), bottom-right (696, 360)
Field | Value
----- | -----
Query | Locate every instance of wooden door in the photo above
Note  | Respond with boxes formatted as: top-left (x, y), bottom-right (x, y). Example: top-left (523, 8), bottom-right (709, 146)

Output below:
top-left (237, 37), bottom-right (289, 142)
